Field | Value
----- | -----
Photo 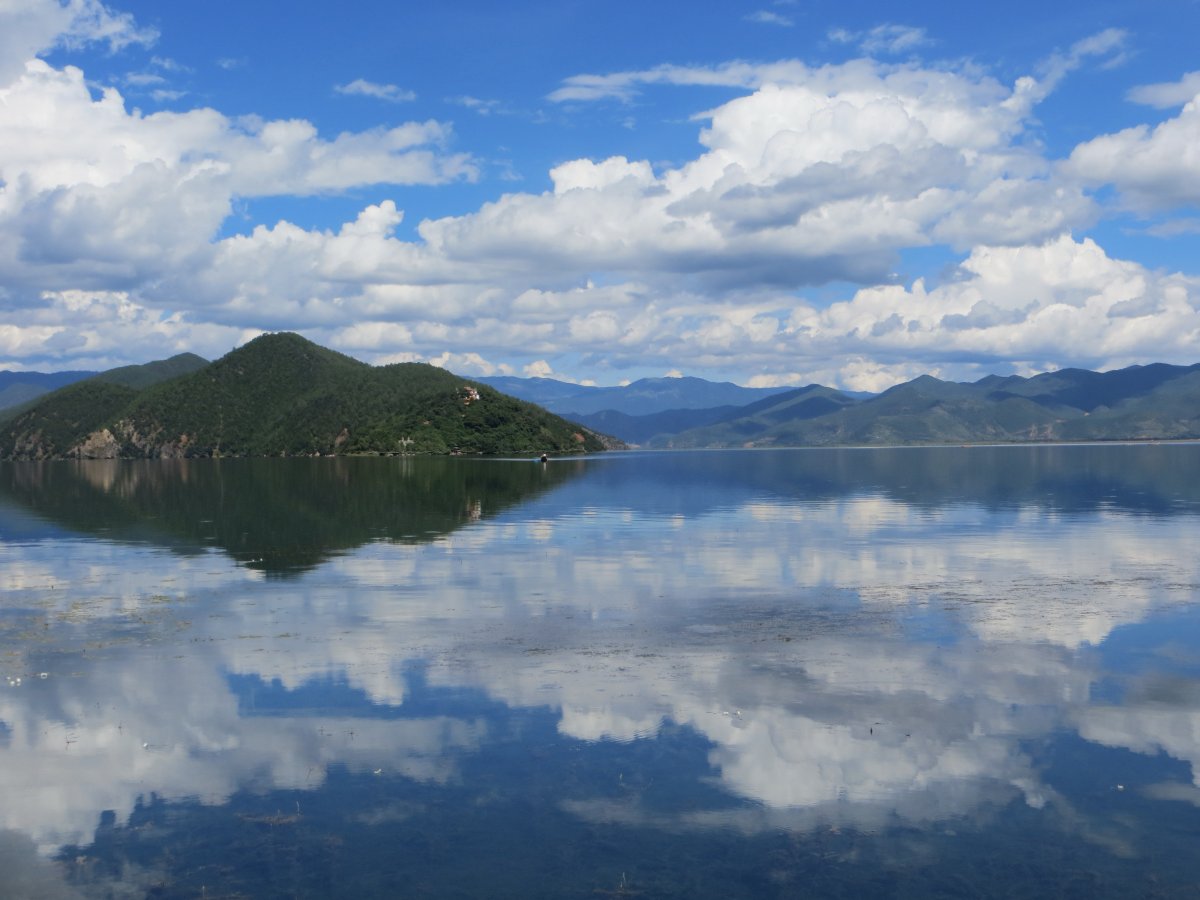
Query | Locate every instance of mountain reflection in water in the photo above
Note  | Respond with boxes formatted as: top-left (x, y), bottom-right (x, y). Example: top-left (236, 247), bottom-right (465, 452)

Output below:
top-left (0, 446), bottom-right (1199, 897)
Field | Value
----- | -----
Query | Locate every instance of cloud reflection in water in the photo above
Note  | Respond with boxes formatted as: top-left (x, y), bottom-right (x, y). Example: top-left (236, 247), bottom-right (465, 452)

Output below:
top-left (0, 447), bottom-right (1197, 865)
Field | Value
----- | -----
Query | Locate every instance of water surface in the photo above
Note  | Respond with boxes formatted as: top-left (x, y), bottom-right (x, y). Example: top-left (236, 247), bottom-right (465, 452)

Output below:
top-left (2, 446), bottom-right (1200, 897)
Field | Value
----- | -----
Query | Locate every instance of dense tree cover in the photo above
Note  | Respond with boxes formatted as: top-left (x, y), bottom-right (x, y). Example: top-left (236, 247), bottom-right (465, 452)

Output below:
top-left (93, 352), bottom-right (209, 390)
top-left (0, 333), bottom-right (608, 460)
top-left (1, 380), bottom-right (138, 459)
top-left (0, 353), bottom-right (207, 425)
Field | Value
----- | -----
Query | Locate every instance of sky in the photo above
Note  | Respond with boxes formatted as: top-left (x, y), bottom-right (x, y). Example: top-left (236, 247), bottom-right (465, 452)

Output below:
top-left (2, 0), bottom-right (1200, 390)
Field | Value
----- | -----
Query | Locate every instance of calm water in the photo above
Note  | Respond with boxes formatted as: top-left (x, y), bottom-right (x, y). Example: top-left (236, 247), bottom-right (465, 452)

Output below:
top-left (2, 446), bottom-right (1200, 898)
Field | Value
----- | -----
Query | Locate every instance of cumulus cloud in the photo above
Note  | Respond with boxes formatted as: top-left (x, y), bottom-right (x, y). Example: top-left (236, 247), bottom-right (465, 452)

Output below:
top-left (0, 0), bottom-right (155, 83)
top-left (434, 61), bottom-right (1087, 291)
top-left (0, 58), bottom-right (476, 306)
top-left (0, 7), bottom-right (1196, 386)
top-left (783, 236), bottom-right (1200, 380)
top-left (0, 289), bottom-right (253, 370)
top-left (1068, 93), bottom-right (1200, 210)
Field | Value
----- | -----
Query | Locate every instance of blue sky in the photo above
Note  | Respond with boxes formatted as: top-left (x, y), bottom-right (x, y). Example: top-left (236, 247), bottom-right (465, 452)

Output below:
top-left (3, 0), bottom-right (1200, 389)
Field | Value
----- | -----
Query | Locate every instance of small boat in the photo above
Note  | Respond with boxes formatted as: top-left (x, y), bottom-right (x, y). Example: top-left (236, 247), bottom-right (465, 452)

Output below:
top-left (538, 453), bottom-right (549, 463)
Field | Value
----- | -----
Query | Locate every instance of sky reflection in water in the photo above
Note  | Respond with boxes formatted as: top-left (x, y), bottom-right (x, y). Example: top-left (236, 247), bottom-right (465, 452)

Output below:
top-left (1, 446), bottom-right (1200, 897)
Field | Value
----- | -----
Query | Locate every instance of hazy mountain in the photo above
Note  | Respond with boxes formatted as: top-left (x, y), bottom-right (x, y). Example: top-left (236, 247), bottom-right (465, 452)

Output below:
top-left (653, 363), bottom-right (1200, 448)
top-left (475, 374), bottom-right (792, 416)
top-left (572, 385), bottom-right (860, 445)
top-left (1, 334), bottom-right (611, 460)
top-left (8, 350), bottom-right (1195, 456)
top-left (566, 406), bottom-right (744, 445)
top-left (0, 369), bottom-right (95, 412)
top-left (0, 354), bottom-right (209, 424)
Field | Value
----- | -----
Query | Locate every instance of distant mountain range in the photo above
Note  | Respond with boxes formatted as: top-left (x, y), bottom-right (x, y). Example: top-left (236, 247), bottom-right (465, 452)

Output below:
top-left (0, 334), bottom-right (609, 460)
top-left (475, 375), bottom-right (794, 416)
top-left (4, 348), bottom-right (1197, 457)
top-left (478, 363), bottom-right (1200, 447)
top-left (647, 363), bottom-right (1200, 448)
top-left (0, 369), bottom-right (97, 412)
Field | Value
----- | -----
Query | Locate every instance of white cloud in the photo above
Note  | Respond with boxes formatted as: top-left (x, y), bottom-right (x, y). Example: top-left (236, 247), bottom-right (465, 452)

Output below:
top-left (829, 24), bottom-right (931, 56)
top-left (5, 41), bottom-right (1185, 386)
top-left (1127, 71), bottom-right (1200, 108)
top-left (334, 78), bottom-right (417, 103)
top-left (426, 61), bottom-right (1089, 297)
top-left (783, 235), bottom-right (1200, 379)
top-left (548, 60), bottom-right (783, 103)
top-left (745, 10), bottom-right (792, 27)
top-left (449, 95), bottom-right (504, 115)
top-left (1068, 94), bottom-right (1200, 210)
top-left (0, 59), bottom-right (476, 305)
top-left (0, 0), bottom-right (156, 79)
top-left (1035, 28), bottom-right (1129, 98)
top-left (0, 10), bottom-right (1195, 386)
top-left (1146, 218), bottom-right (1200, 238)
top-left (0, 289), bottom-right (251, 370)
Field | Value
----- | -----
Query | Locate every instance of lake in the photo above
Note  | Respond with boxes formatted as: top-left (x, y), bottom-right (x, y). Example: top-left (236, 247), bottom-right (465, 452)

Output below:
top-left (2, 445), bottom-right (1200, 898)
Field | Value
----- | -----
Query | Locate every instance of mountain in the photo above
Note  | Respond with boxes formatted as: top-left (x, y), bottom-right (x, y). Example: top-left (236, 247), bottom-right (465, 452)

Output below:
top-left (0, 369), bottom-right (95, 412)
top-left (92, 352), bottom-right (209, 390)
top-left (1, 334), bottom-right (611, 460)
top-left (472, 376), bottom-right (601, 412)
top-left (566, 406), bottom-right (744, 445)
top-left (572, 384), bottom-right (860, 445)
top-left (0, 353), bottom-right (208, 427)
top-left (475, 374), bottom-right (792, 416)
top-left (653, 363), bottom-right (1200, 448)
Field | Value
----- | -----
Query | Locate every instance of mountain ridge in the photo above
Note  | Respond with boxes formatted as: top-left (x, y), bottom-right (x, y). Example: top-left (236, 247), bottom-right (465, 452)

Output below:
top-left (653, 362), bottom-right (1200, 448)
top-left (1, 334), bottom-right (611, 460)
top-left (475, 374), bottom-right (794, 416)
top-left (4, 346), bottom-right (1197, 454)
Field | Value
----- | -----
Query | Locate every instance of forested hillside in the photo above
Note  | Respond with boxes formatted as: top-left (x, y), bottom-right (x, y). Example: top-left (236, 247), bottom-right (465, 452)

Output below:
top-left (1, 334), bottom-right (610, 459)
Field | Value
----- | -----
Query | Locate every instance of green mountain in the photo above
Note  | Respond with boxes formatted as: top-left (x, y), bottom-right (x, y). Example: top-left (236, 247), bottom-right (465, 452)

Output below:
top-left (0, 352), bottom-right (210, 456)
top-left (92, 352), bottom-right (209, 390)
top-left (653, 363), bottom-right (1200, 448)
top-left (0, 333), bottom-right (610, 460)
top-left (0, 370), bottom-right (95, 412)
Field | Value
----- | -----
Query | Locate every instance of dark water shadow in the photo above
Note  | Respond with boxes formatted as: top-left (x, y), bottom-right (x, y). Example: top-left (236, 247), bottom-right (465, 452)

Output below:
top-left (0, 456), bottom-right (586, 575)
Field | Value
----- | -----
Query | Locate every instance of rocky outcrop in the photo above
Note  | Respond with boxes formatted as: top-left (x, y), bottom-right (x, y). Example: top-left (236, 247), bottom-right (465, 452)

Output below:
top-left (10, 428), bottom-right (51, 460)
top-left (71, 428), bottom-right (121, 459)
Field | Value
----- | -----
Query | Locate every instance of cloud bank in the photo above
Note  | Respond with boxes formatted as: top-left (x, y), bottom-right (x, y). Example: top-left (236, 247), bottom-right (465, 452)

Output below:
top-left (0, 3), bottom-right (1197, 387)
